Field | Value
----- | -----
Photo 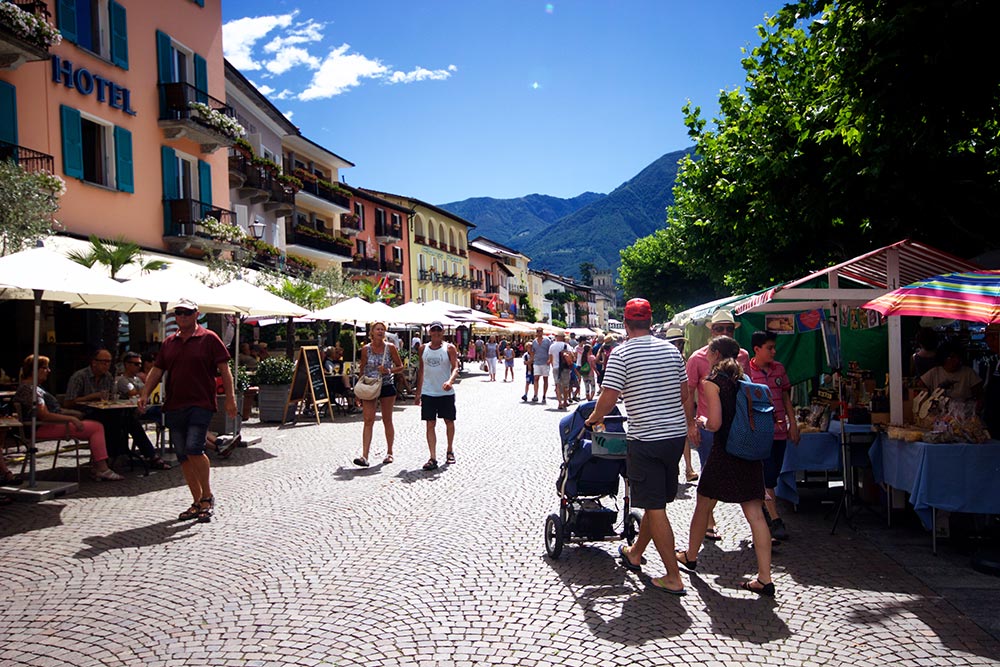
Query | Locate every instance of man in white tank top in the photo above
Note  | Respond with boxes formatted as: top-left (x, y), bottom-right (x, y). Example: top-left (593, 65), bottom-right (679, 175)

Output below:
top-left (415, 321), bottom-right (460, 471)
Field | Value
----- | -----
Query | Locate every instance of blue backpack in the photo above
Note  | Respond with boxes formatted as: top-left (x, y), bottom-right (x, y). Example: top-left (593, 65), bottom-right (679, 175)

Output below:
top-left (725, 379), bottom-right (776, 461)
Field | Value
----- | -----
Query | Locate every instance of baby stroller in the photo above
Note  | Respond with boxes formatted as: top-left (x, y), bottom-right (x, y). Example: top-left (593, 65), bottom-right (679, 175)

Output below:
top-left (544, 400), bottom-right (642, 559)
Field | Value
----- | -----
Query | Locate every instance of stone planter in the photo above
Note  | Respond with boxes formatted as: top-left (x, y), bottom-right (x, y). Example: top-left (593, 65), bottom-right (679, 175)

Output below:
top-left (258, 383), bottom-right (290, 423)
top-left (209, 394), bottom-right (243, 434)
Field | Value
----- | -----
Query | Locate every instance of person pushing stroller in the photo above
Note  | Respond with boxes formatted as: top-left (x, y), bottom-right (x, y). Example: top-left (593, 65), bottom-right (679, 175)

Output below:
top-left (585, 298), bottom-right (697, 595)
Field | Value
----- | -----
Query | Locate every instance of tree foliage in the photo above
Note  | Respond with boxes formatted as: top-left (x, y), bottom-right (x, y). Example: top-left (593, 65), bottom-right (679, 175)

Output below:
top-left (621, 0), bottom-right (1000, 302)
top-left (0, 161), bottom-right (62, 256)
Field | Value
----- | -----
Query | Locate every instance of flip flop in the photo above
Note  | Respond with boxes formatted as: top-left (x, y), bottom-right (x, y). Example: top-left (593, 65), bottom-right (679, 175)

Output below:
top-left (382, 454), bottom-right (394, 464)
top-left (353, 457), bottom-right (369, 467)
top-left (618, 545), bottom-right (642, 573)
top-left (649, 577), bottom-right (687, 596)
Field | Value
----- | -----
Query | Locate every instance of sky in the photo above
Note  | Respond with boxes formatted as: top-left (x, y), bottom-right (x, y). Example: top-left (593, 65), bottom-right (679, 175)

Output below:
top-left (221, 1), bottom-right (781, 205)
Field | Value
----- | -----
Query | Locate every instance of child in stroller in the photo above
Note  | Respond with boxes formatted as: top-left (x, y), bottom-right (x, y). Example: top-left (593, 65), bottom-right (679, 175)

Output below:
top-left (544, 400), bottom-right (642, 559)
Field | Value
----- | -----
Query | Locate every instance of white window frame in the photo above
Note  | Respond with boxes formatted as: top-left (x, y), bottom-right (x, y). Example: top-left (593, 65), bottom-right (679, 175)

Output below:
top-left (75, 0), bottom-right (111, 60)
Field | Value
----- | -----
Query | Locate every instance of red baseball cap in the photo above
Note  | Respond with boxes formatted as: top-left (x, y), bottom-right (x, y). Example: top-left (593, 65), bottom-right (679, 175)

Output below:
top-left (624, 298), bottom-right (652, 319)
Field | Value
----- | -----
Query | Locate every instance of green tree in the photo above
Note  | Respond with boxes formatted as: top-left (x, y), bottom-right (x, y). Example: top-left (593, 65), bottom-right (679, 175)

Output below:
top-left (0, 161), bottom-right (63, 256)
top-left (267, 278), bottom-right (328, 357)
top-left (68, 235), bottom-right (168, 350)
top-left (623, 0), bottom-right (1000, 300)
top-left (518, 296), bottom-right (537, 323)
top-left (578, 262), bottom-right (596, 286)
top-left (357, 279), bottom-right (395, 304)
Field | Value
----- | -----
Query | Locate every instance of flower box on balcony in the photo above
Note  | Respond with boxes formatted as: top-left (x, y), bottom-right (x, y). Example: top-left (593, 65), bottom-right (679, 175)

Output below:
top-left (0, 1), bottom-right (60, 69)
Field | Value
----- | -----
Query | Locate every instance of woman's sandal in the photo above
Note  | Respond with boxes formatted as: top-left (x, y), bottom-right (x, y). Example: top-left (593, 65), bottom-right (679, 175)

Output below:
top-left (422, 459), bottom-right (438, 471)
top-left (146, 457), bottom-right (172, 470)
top-left (2, 471), bottom-right (24, 485)
top-left (740, 579), bottom-right (775, 597)
top-left (704, 527), bottom-right (722, 541)
top-left (445, 451), bottom-right (456, 465)
top-left (196, 496), bottom-right (214, 523)
top-left (353, 457), bottom-right (369, 467)
top-left (178, 503), bottom-right (200, 521)
top-left (382, 454), bottom-right (394, 464)
top-left (675, 550), bottom-right (697, 572)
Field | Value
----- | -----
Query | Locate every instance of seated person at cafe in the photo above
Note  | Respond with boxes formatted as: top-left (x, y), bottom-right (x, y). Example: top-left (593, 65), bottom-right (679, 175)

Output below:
top-left (64, 349), bottom-right (168, 468)
top-left (323, 343), bottom-right (344, 374)
top-left (15, 355), bottom-right (123, 481)
top-left (254, 342), bottom-right (270, 360)
top-left (919, 342), bottom-right (984, 407)
top-left (238, 342), bottom-right (259, 371)
top-left (115, 351), bottom-right (170, 469)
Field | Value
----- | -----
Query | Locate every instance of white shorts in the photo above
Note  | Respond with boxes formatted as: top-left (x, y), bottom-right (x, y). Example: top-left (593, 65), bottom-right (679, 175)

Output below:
top-left (533, 364), bottom-right (550, 377)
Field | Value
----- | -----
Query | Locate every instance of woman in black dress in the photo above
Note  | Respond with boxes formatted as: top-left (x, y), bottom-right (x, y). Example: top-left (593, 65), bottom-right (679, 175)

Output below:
top-left (674, 336), bottom-right (775, 596)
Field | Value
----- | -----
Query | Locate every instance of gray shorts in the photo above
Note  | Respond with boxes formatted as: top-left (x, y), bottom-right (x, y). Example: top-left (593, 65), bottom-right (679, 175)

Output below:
top-left (626, 436), bottom-right (686, 509)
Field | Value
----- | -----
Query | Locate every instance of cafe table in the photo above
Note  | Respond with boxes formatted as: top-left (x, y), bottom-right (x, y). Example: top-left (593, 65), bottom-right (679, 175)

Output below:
top-left (869, 436), bottom-right (1000, 553)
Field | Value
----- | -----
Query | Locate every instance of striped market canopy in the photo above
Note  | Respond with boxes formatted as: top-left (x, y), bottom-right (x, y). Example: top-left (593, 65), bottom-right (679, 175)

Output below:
top-left (863, 271), bottom-right (1000, 324)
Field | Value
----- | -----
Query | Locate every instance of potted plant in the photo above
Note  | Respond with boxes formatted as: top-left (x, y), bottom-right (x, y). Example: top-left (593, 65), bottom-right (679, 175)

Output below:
top-left (256, 355), bottom-right (295, 422)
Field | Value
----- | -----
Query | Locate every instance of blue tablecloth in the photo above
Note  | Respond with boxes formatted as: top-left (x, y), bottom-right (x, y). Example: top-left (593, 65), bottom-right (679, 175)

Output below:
top-left (775, 431), bottom-right (841, 504)
top-left (870, 437), bottom-right (1000, 529)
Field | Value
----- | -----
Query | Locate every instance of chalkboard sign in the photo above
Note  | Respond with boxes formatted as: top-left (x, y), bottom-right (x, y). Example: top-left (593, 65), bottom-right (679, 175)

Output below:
top-left (283, 346), bottom-right (333, 424)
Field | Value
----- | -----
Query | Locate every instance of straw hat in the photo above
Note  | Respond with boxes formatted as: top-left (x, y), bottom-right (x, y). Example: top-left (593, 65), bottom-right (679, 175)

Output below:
top-left (665, 327), bottom-right (684, 341)
top-left (604, 334), bottom-right (617, 344)
top-left (706, 310), bottom-right (740, 329)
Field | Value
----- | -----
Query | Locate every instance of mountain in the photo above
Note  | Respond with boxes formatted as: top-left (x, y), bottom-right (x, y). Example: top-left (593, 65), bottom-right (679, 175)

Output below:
top-left (438, 148), bottom-right (693, 279)
top-left (440, 192), bottom-right (605, 246)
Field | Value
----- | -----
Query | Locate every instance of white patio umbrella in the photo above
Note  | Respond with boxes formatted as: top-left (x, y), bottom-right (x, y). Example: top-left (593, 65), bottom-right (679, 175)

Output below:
top-left (0, 246), bottom-right (155, 495)
top-left (311, 297), bottom-right (388, 375)
top-left (391, 301), bottom-right (459, 326)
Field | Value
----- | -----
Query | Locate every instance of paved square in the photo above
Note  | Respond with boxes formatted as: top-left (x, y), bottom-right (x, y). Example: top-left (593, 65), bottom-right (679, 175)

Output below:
top-left (2, 370), bottom-right (999, 666)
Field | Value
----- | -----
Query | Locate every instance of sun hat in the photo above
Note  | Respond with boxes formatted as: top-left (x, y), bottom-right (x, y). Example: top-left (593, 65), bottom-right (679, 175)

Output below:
top-left (624, 298), bottom-right (652, 319)
top-left (171, 298), bottom-right (198, 311)
top-left (665, 327), bottom-right (685, 341)
top-left (604, 334), bottom-right (616, 344)
top-left (706, 310), bottom-right (740, 329)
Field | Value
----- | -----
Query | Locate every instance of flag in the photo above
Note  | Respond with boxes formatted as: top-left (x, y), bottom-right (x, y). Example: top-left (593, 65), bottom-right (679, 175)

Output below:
top-left (487, 294), bottom-right (499, 313)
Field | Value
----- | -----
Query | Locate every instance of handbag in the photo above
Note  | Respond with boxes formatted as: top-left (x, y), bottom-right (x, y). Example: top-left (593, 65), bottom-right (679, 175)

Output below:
top-left (480, 361), bottom-right (487, 371)
top-left (353, 376), bottom-right (382, 401)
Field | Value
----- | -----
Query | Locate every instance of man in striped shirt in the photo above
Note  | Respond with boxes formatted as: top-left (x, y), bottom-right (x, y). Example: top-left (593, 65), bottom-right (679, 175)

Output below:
top-left (586, 298), bottom-right (697, 595)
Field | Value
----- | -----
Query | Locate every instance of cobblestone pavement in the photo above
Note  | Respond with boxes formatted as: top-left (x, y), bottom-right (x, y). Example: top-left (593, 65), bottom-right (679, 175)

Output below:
top-left (2, 369), bottom-right (1000, 667)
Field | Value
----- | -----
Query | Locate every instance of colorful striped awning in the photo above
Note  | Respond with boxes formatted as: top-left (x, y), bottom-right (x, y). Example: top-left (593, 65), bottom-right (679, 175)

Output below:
top-left (863, 271), bottom-right (1000, 324)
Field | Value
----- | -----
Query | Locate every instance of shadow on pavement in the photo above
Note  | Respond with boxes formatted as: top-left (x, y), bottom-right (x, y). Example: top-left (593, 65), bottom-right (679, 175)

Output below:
top-left (546, 544), bottom-right (693, 643)
top-left (687, 572), bottom-right (790, 644)
top-left (73, 518), bottom-right (199, 559)
top-left (0, 501), bottom-right (65, 538)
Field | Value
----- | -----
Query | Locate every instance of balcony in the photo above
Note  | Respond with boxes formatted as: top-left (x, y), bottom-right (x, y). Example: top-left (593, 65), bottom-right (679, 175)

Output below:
top-left (0, 1), bottom-right (55, 70)
top-left (457, 248), bottom-right (468, 258)
top-left (158, 82), bottom-right (240, 153)
top-left (375, 220), bottom-right (403, 243)
top-left (262, 179), bottom-right (295, 217)
top-left (340, 212), bottom-right (362, 236)
top-left (228, 152), bottom-right (270, 204)
top-left (414, 234), bottom-right (427, 245)
top-left (298, 179), bottom-right (351, 213)
top-left (427, 239), bottom-right (439, 249)
top-left (508, 282), bottom-right (529, 295)
top-left (381, 259), bottom-right (404, 276)
top-left (346, 257), bottom-right (380, 274)
top-left (0, 140), bottom-right (54, 175)
top-left (162, 199), bottom-right (238, 255)
top-left (287, 225), bottom-right (353, 258)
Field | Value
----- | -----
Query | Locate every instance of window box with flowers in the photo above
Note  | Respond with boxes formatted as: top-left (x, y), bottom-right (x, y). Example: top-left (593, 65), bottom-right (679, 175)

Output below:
top-left (197, 216), bottom-right (245, 244)
top-left (187, 102), bottom-right (246, 142)
top-left (276, 173), bottom-right (302, 193)
top-left (293, 168), bottom-right (318, 183)
top-left (0, 1), bottom-right (61, 64)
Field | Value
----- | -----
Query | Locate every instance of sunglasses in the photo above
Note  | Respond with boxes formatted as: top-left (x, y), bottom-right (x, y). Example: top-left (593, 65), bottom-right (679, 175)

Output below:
top-left (125, 359), bottom-right (141, 365)
top-left (712, 325), bottom-right (736, 333)
top-left (173, 308), bottom-right (195, 316)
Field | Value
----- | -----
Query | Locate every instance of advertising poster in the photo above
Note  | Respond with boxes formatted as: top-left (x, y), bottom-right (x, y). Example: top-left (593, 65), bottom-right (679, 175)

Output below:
top-left (765, 314), bottom-right (795, 334)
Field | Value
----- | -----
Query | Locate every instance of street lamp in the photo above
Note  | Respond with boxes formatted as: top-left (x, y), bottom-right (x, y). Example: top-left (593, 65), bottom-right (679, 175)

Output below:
top-left (250, 218), bottom-right (265, 240)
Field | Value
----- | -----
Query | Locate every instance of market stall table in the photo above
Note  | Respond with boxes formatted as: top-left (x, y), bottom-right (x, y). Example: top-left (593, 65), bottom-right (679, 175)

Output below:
top-left (870, 436), bottom-right (1000, 553)
top-left (776, 421), bottom-right (875, 506)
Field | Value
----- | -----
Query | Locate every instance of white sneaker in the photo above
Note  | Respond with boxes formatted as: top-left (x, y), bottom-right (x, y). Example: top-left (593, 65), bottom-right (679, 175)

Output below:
top-left (93, 469), bottom-right (124, 481)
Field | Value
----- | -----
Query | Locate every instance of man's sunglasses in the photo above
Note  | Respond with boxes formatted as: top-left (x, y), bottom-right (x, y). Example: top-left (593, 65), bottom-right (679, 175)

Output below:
top-left (712, 325), bottom-right (736, 333)
top-left (174, 308), bottom-right (196, 316)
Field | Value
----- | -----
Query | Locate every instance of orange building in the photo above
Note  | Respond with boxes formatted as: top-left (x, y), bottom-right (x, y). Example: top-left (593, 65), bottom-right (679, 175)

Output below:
top-left (1, 0), bottom-right (235, 252)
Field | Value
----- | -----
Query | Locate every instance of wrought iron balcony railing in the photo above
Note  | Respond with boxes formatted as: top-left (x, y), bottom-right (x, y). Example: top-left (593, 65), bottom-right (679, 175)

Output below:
top-left (0, 140), bottom-right (53, 175)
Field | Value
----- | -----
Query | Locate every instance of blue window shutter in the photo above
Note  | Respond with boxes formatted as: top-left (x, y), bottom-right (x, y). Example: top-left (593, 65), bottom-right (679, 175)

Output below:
top-left (156, 30), bottom-right (173, 83)
top-left (114, 126), bottom-right (134, 193)
top-left (60, 105), bottom-right (83, 179)
top-left (194, 53), bottom-right (208, 104)
top-left (109, 1), bottom-right (129, 70)
top-left (198, 160), bottom-right (212, 215)
top-left (0, 81), bottom-right (17, 147)
top-left (57, 0), bottom-right (77, 45)
top-left (161, 146), bottom-right (178, 235)
top-left (161, 146), bottom-right (178, 199)
top-left (195, 0), bottom-right (205, 6)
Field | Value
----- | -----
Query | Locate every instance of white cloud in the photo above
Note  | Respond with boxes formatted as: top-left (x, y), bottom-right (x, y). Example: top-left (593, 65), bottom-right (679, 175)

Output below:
top-left (283, 110), bottom-right (294, 121)
top-left (387, 64), bottom-right (458, 85)
top-left (299, 44), bottom-right (388, 100)
top-left (273, 89), bottom-right (294, 100)
top-left (264, 19), bottom-right (324, 52)
top-left (265, 46), bottom-right (321, 75)
top-left (254, 82), bottom-right (275, 96)
top-left (223, 13), bottom-right (297, 71)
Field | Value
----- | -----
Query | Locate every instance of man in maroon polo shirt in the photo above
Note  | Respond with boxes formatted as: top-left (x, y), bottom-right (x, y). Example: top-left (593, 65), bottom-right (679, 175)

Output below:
top-left (138, 298), bottom-right (236, 523)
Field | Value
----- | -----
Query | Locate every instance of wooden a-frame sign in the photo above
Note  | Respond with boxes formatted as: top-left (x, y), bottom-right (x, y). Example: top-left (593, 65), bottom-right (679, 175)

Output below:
top-left (283, 346), bottom-right (333, 424)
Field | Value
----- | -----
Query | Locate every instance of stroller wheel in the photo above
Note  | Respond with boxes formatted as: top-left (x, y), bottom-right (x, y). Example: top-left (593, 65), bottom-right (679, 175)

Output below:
top-left (544, 513), bottom-right (565, 559)
top-left (624, 510), bottom-right (643, 545)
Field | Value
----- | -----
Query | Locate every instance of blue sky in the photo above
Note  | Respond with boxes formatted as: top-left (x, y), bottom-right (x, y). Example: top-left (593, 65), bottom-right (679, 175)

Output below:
top-left (222, 1), bottom-right (780, 205)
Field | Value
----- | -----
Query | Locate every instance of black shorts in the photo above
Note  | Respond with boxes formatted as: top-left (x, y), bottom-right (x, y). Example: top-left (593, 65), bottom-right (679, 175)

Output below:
top-left (626, 435), bottom-right (686, 509)
top-left (762, 439), bottom-right (787, 488)
top-left (379, 383), bottom-right (397, 399)
top-left (421, 394), bottom-right (456, 421)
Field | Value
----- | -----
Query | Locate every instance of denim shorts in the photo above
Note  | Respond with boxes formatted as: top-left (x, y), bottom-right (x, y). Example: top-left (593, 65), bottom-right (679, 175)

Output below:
top-left (164, 406), bottom-right (213, 462)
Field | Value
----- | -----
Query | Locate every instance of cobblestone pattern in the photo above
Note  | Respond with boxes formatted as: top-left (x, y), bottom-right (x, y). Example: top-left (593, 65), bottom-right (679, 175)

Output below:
top-left (1, 370), bottom-right (999, 666)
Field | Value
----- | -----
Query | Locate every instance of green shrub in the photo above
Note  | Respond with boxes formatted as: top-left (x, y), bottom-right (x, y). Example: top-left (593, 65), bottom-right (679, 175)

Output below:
top-left (255, 355), bottom-right (295, 385)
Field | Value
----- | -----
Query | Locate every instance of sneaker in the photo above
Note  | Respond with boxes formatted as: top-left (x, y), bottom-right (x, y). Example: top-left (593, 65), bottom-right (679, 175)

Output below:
top-left (770, 517), bottom-right (789, 541)
top-left (541, 398), bottom-right (547, 404)
top-left (531, 396), bottom-right (538, 403)
top-left (217, 434), bottom-right (241, 458)
top-left (521, 394), bottom-right (528, 402)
